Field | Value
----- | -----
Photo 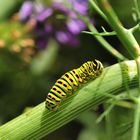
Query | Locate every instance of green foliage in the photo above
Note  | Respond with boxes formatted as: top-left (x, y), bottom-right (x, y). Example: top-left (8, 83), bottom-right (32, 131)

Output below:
top-left (0, 0), bottom-right (140, 140)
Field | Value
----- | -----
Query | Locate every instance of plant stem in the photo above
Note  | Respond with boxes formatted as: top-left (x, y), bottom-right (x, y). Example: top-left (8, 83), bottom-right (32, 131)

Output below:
top-left (132, 57), bottom-right (140, 140)
top-left (0, 60), bottom-right (138, 140)
top-left (78, 14), bottom-right (126, 60)
top-left (132, 98), bottom-right (140, 140)
top-left (82, 30), bottom-right (116, 36)
top-left (86, 18), bottom-right (126, 61)
top-left (89, 0), bottom-right (108, 22)
top-left (98, 0), bottom-right (140, 59)
top-left (133, 0), bottom-right (140, 23)
top-left (66, 1), bottom-right (126, 61)
top-left (130, 24), bottom-right (140, 33)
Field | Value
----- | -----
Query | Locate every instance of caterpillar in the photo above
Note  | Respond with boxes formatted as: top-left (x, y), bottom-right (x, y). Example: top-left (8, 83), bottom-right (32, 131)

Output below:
top-left (45, 59), bottom-right (103, 111)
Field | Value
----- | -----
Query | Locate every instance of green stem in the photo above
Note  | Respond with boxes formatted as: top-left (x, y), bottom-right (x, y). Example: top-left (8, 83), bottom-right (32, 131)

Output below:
top-left (132, 57), bottom-right (140, 140)
top-left (132, 98), bottom-right (140, 140)
top-left (86, 18), bottom-right (126, 60)
top-left (129, 24), bottom-right (140, 33)
top-left (82, 30), bottom-right (116, 36)
top-left (135, 57), bottom-right (140, 93)
top-left (96, 103), bottom-right (115, 123)
top-left (89, 0), bottom-right (108, 22)
top-left (133, 0), bottom-right (140, 22)
top-left (90, 0), bottom-right (140, 33)
top-left (78, 14), bottom-right (126, 60)
top-left (66, 1), bottom-right (126, 61)
top-left (0, 60), bottom-right (138, 140)
top-left (98, 0), bottom-right (140, 59)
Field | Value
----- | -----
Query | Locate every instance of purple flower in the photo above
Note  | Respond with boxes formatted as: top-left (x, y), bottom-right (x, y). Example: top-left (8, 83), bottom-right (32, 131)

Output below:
top-left (19, 0), bottom-right (89, 48)
top-left (55, 31), bottom-right (79, 46)
top-left (69, 0), bottom-right (88, 15)
top-left (67, 19), bottom-right (86, 34)
top-left (19, 1), bottom-right (33, 22)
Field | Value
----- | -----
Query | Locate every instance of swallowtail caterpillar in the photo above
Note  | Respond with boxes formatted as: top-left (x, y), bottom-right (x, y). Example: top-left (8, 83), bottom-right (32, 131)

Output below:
top-left (45, 60), bottom-right (103, 111)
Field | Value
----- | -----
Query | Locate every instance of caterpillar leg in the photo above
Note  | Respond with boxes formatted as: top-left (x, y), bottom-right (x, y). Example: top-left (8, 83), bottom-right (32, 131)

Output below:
top-left (45, 99), bottom-right (59, 111)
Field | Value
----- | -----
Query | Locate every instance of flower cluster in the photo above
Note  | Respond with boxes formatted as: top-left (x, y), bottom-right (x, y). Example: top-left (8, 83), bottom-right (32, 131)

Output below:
top-left (19, 0), bottom-right (88, 49)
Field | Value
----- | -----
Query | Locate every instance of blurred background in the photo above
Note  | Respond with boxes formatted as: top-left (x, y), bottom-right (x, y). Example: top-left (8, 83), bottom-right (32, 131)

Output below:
top-left (0, 0), bottom-right (139, 139)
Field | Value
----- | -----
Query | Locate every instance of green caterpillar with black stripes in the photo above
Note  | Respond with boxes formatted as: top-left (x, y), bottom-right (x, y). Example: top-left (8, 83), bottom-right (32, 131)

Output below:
top-left (45, 59), bottom-right (103, 111)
